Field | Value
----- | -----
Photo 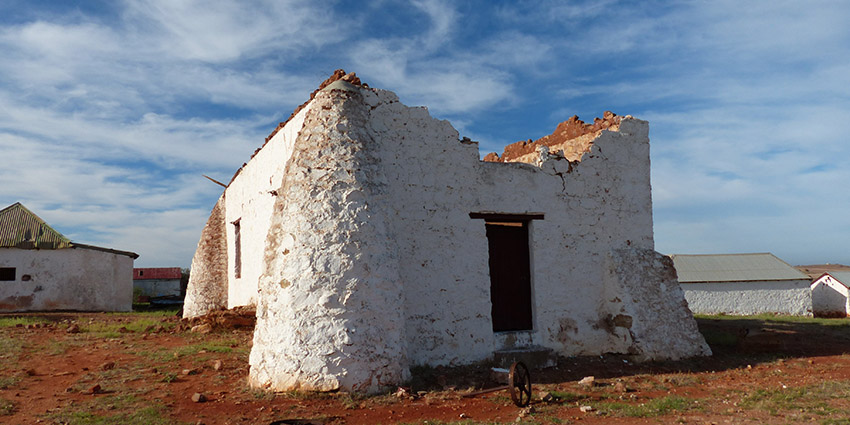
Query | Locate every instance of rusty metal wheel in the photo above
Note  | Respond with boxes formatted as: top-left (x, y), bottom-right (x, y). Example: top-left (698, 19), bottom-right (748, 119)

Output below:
top-left (508, 361), bottom-right (532, 407)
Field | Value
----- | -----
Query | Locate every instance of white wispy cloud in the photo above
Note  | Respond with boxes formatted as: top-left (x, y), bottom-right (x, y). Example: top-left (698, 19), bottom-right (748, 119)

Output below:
top-left (1, 0), bottom-right (848, 267)
top-left (409, 0), bottom-right (457, 50)
top-left (0, 0), bottom-right (349, 265)
top-left (122, 0), bottom-right (343, 62)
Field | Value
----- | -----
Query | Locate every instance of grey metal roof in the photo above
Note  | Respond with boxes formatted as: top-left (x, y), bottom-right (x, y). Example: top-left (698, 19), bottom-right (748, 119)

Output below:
top-left (821, 271), bottom-right (850, 287)
top-left (671, 253), bottom-right (810, 283)
top-left (0, 202), bottom-right (72, 249)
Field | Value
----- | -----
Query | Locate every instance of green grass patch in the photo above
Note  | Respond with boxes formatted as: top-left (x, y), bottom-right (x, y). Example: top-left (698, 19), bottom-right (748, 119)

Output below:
top-left (46, 339), bottom-right (77, 355)
top-left (46, 392), bottom-right (184, 425)
top-left (0, 375), bottom-right (21, 390)
top-left (597, 395), bottom-right (695, 417)
top-left (740, 387), bottom-right (808, 414)
top-left (739, 381), bottom-right (850, 416)
top-left (124, 303), bottom-right (183, 317)
top-left (136, 339), bottom-right (244, 367)
top-left (175, 340), bottom-right (237, 355)
top-left (548, 390), bottom-right (590, 403)
top-left (0, 334), bottom-right (24, 372)
top-left (696, 314), bottom-right (850, 327)
top-left (159, 372), bottom-right (179, 383)
top-left (0, 316), bottom-right (50, 328)
top-left (80, 318), bottom-right (176, 337)
top-left (0, 397), bottom-right (14, 415)
top-left (0, 334), bottom-right (23, 355)
top-left (123, 306), bottom-right (182, 316)
top-left (46, 406), bottom-right (182, 425)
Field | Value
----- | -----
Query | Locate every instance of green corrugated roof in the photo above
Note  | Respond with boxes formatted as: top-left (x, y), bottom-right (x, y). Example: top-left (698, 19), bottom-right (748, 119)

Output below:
top-left (0, 202), bottom-right (72, 249)
top-left (671, 253), bottom-right (810, 283)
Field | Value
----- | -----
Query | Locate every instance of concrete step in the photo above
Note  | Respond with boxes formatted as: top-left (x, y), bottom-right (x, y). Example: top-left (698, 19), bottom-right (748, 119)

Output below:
top-left (493, 345), bottom-right (556, 370)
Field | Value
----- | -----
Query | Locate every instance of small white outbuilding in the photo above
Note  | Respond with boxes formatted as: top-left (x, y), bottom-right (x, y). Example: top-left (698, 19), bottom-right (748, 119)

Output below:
top-left (0, 202), bottom-right (138, 312)
top-left (672, 253), bottom-right (812, 316)
top-left (811, 271), bottom-right (850, 318)
top-left (133, 267), bottom-right (183, 298)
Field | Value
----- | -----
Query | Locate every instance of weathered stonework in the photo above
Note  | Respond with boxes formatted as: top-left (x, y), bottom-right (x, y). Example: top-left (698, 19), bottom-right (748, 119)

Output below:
top-left (683, 280), bottom-right (812, 316)
top-left (249, 82), bottom-right (407, 393)
top-left (603, 249), bottom-right (711, 360)
top-left (185, 70), bottom-right (710, 393)
top-left (484, 111), bottom-right (624, 163)
top-left (182, 195), bottom-right (228, 318)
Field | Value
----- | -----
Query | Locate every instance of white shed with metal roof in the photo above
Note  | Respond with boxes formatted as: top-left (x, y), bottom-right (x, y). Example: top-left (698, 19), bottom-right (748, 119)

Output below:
top-left (0, 202), bottom-right (138, 312)
top-left (671, 253), bottom-right (812, 316)
top-left (811, 271), bottom-right (850, 317)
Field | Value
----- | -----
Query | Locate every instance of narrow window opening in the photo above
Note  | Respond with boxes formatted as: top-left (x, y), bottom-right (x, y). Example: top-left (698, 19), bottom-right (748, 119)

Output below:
top-left (233, 219), bottom-right (242, 279)
top-left (0, 267), bottom-right (16, 281)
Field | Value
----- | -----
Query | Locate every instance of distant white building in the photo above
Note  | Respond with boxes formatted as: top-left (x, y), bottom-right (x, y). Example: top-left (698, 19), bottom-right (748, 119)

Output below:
top-left (0, 202), bottom-right (138, 312)
top-left (672, 253), bottom-right (812, 316)
top-left (811, 271), bottom-right (850, 318)
top-left (133, 267), bottom-right (183, 298)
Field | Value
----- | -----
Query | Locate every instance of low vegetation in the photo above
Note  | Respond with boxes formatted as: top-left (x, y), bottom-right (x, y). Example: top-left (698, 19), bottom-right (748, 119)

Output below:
top-left (596, 395), bottom-right (696, 417)
top-left (2, 311), bottom-right (850, 424)
top-left (47, 405), bottom-right (180, 425)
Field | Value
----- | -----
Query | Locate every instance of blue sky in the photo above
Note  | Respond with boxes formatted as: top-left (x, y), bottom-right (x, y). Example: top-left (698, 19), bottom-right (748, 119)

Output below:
top-left (1, 0), bottom-right (848, 267)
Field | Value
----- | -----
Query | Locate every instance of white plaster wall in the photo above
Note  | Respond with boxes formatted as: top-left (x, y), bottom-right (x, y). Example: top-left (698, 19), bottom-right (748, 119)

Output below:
top-left (361, 88), bottom-right (495, 367)
top-left (682, 280), bottom-right (812, 315)
top-left (360, 87), bottom-right (660, 365)
top-left (224, 107), bottom-right (311, 308)
top-left (0, 247), bottom-right (133, 312)
top-left (811, 276), bottom-right (849, 316)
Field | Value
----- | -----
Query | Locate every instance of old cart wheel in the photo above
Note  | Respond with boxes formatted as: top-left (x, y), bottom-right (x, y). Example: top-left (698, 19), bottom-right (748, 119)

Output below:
top-left (508, 361), bottom-right (532, 407)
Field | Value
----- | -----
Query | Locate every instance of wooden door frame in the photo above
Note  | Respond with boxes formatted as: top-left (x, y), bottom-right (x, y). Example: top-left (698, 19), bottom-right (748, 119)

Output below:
top-left (470, 212), bottom-right (544, 332)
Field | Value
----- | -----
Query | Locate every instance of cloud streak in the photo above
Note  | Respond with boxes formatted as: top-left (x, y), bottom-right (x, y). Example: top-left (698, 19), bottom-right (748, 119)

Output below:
top-left (0, 0), bottom-right (848, 267)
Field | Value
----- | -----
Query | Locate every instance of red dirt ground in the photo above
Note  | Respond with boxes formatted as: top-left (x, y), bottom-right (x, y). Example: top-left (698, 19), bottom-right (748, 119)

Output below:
top-left (3, 311), bottom-right (850, 424)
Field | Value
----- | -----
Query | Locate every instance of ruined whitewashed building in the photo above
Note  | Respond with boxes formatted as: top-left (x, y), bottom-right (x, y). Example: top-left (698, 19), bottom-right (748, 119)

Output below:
top-left (184, 70), bottom-right (710, 393)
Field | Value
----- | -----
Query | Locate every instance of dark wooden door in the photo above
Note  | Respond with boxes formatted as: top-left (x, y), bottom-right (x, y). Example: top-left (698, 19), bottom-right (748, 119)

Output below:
top-left (485, 222), bottom-right (533, 332)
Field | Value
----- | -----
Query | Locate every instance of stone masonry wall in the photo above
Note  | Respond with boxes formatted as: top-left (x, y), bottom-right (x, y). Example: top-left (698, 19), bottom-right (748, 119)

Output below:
top-left (683, 280), bottom-right (812, 316)
top-left (603, 248), bottom-right (711, 360)
top-left (248, 81), bottom-right (408, 393)
top-left (183, 196), bottom-right (228, 319)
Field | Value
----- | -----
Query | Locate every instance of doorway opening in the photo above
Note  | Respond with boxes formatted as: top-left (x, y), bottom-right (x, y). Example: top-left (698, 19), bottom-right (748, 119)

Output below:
top-left (485, 220), bottom-right (533, 332)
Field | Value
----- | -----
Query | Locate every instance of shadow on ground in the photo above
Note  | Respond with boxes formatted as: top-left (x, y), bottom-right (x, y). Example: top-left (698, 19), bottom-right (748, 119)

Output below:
top-left (409, 316), bottom-right (850, 391)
